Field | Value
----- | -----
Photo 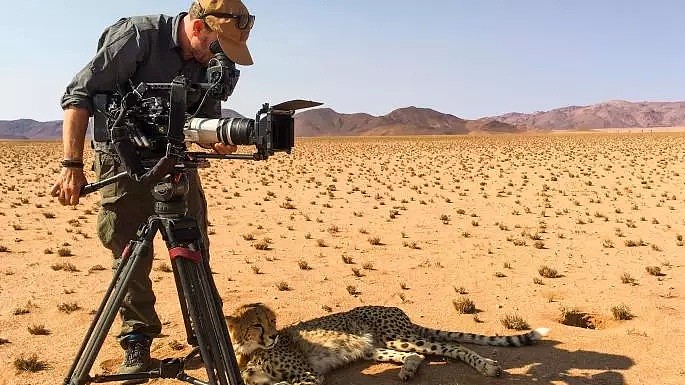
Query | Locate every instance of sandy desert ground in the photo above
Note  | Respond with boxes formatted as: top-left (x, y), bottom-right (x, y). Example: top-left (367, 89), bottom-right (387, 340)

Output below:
top-left (0, 133), bottom-right (684, 385)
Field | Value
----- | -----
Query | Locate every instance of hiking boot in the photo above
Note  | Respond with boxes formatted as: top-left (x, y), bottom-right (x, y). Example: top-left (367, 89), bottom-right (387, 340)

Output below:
top-left (118, 334), bottom-right (151, 384)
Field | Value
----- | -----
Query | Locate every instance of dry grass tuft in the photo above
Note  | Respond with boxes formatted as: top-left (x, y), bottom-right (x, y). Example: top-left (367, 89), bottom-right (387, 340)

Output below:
top-left (316, 239), bottom-right (328, 248)
top-left (620, 272), bottom-right (637, 285)
top-left (57, 302), bottom-right (81, 314)
top-left (13, 353), bottom-right (48, 372)
top-left (88, 264), bottom-right (107, 273)
top-left (611, 304), bottom-right (634, 320)
top-left (13, 301), bottom-right (34, 316)
top-left (57, 247), bottom-right (73, 257)
top-left (346, 285), bottom-right (359, 295)
top-left (453, 286), bottom-right (468, 295)
top-left (624, 239), bottom-right (646, 247)
top-left (500, 314), bottom-right (529, 330)
top-left (275, 281), bottom-right (291, 291)
top-left (51, 262), bottom-right (79, 272)
top-left (155, 263), bottom-right (173, 273)
top-left (253, 238), bottom-right (272, 250)
top-left (452, 297), bottom-right (477, 314)
top-left (402, 240), bottom-right (420, 249)
top-left (538, 265), bottom-right (561, 278)
top-left (27, 324), bottom-right (50, 335)
top-left (168, 339), bottom-right (185, 351)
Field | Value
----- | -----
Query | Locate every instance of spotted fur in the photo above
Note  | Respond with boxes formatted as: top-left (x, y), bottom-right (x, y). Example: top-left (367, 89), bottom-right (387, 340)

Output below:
top-left (226, 304), bottom-right (549, 385)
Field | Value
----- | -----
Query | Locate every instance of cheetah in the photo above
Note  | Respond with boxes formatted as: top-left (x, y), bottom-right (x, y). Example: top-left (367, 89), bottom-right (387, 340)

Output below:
top-left (226, 303), bottom-right (549, 385)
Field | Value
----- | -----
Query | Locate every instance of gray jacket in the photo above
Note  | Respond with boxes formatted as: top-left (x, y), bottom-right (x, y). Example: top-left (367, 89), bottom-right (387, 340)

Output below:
top-left (61, 12), bottom-right (219, 117)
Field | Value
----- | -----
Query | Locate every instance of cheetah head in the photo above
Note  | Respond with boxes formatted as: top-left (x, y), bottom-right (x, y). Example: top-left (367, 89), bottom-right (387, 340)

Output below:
top-left (226, 302), bottom-right (279, 356)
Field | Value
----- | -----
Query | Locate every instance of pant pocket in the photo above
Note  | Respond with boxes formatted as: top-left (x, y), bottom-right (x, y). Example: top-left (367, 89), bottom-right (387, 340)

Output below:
top-left (96, 206), bottom-right (117, 249)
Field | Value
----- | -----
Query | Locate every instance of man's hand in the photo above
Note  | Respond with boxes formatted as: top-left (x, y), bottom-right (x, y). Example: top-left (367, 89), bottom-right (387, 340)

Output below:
top-left (51, 167), bottom-right (88, 206)
top-left (213, 143), bottom-right (237, 154)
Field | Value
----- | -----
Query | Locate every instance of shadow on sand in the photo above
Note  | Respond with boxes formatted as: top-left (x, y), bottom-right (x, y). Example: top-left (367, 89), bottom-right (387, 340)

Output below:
top-left (324, 338), bottom-right (634, 385)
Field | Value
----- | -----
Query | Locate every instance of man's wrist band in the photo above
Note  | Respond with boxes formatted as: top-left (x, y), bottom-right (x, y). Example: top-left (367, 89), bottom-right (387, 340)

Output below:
top-left (60, 159), bottom-right (84, 168)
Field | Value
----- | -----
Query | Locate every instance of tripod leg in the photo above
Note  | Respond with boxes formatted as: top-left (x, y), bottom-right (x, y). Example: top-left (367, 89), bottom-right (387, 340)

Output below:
top-left (197, 256), bottom-right (243, 383)
top-left (172, 264), bottom-right (197, 347)
top-left (63, 221), bottom-right (160, 385)
top-left (170, 247), bottom-right (243, 385)
top-left (173, 254), bottom-right (222, 385)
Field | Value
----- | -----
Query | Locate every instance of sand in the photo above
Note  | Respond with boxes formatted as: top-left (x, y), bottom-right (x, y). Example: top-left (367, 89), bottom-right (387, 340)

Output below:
top-left (0, 133), bottom-right (683, 385)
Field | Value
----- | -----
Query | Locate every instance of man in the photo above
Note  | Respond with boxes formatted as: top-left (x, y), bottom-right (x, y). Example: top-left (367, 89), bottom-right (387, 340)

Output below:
top-left (51, 0), bottom-right (254, 378)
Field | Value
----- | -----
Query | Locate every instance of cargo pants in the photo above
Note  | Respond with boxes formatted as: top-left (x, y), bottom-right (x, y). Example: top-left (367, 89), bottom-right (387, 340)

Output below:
top-left (93, 145), bottom-right (210, 342)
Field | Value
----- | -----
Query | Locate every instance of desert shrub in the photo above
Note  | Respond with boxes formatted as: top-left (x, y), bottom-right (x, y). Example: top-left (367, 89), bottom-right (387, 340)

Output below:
top-left (538, 265), bottom-right (560, 278)
top-left (452, 297), bottom-right (477, 314)
top-left (645, 266), bottom-right (662, 276)
top-left (611, 304), bottom-right (634, 320)
top-left (275, 281), bottom-right (291, 291)
top-left (14, 353), bottom-right (48, 372)
top-left (500, 314), bottom-right (529, 330)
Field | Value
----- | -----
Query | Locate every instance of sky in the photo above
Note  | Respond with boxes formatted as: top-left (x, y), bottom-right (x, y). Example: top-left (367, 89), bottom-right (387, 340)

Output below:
top-left (0, 0), bottom-right (682, 121)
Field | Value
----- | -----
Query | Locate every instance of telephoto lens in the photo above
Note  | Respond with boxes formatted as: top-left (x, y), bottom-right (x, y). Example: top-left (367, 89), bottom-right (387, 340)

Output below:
top-left (184, 117), bottom-right (255, 146)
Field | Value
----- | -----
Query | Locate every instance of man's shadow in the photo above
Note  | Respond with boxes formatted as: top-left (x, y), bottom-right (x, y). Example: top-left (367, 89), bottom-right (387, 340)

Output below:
top-left (324, 338), bottom-right (633, 385)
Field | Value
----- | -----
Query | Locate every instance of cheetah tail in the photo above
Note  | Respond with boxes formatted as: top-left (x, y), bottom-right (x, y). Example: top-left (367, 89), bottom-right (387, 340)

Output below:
top-left (415, 325), bottom-right (549, 347)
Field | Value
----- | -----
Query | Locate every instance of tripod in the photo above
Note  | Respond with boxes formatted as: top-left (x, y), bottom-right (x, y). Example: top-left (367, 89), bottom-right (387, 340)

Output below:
top-left (63, 168), bottom-right (243, 385)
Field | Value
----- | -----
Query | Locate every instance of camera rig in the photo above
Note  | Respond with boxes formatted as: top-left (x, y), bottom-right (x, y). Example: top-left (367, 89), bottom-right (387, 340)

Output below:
top-left (85, 41), bottom-right (321, 195)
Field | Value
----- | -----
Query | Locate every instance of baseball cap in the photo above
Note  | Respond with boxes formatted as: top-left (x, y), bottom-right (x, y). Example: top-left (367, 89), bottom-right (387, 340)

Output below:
top-left (197, 0), bottom-right (254, 65)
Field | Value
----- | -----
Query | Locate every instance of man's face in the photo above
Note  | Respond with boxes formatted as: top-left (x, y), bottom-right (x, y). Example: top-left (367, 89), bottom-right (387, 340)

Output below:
top-left (189, 20), bottom-right (219, 65)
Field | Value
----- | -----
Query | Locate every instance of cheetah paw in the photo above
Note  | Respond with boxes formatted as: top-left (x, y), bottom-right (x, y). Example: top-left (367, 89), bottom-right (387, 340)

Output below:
top-left (398, 354), bottom-right (425, 381)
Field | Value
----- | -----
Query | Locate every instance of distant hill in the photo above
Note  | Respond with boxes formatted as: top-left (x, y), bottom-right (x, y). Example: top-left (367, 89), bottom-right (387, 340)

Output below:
top-left (220, 108), bottom-right (246, 119)
top-left (492, 100), bottom-right (685, 130)
top-left (4, 100), bottom-right (685, 139)
top-left (0, 119), bottom-right (62, 139)
top-left (294, 106), bottom-right (521, 136)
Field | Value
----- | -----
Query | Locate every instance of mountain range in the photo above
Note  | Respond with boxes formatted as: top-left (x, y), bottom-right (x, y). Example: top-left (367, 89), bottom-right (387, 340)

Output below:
top-left (2, 100), bottom-right (685, 139)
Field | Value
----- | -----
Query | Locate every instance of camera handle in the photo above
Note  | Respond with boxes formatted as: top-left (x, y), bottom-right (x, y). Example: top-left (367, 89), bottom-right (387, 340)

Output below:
top-left (80, 171), bottom-right (128, 196)
top-left (79, 152), bottom-right (264, 196)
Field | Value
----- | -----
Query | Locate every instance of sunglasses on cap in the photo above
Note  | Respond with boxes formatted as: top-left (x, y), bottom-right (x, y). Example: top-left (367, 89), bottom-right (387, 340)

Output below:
top-left (202, 12), bottom-right (255, 30)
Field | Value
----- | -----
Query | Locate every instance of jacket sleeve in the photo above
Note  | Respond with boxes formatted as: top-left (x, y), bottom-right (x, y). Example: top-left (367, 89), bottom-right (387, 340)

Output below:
top-left (61, 18), bottom-right (145, 114)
